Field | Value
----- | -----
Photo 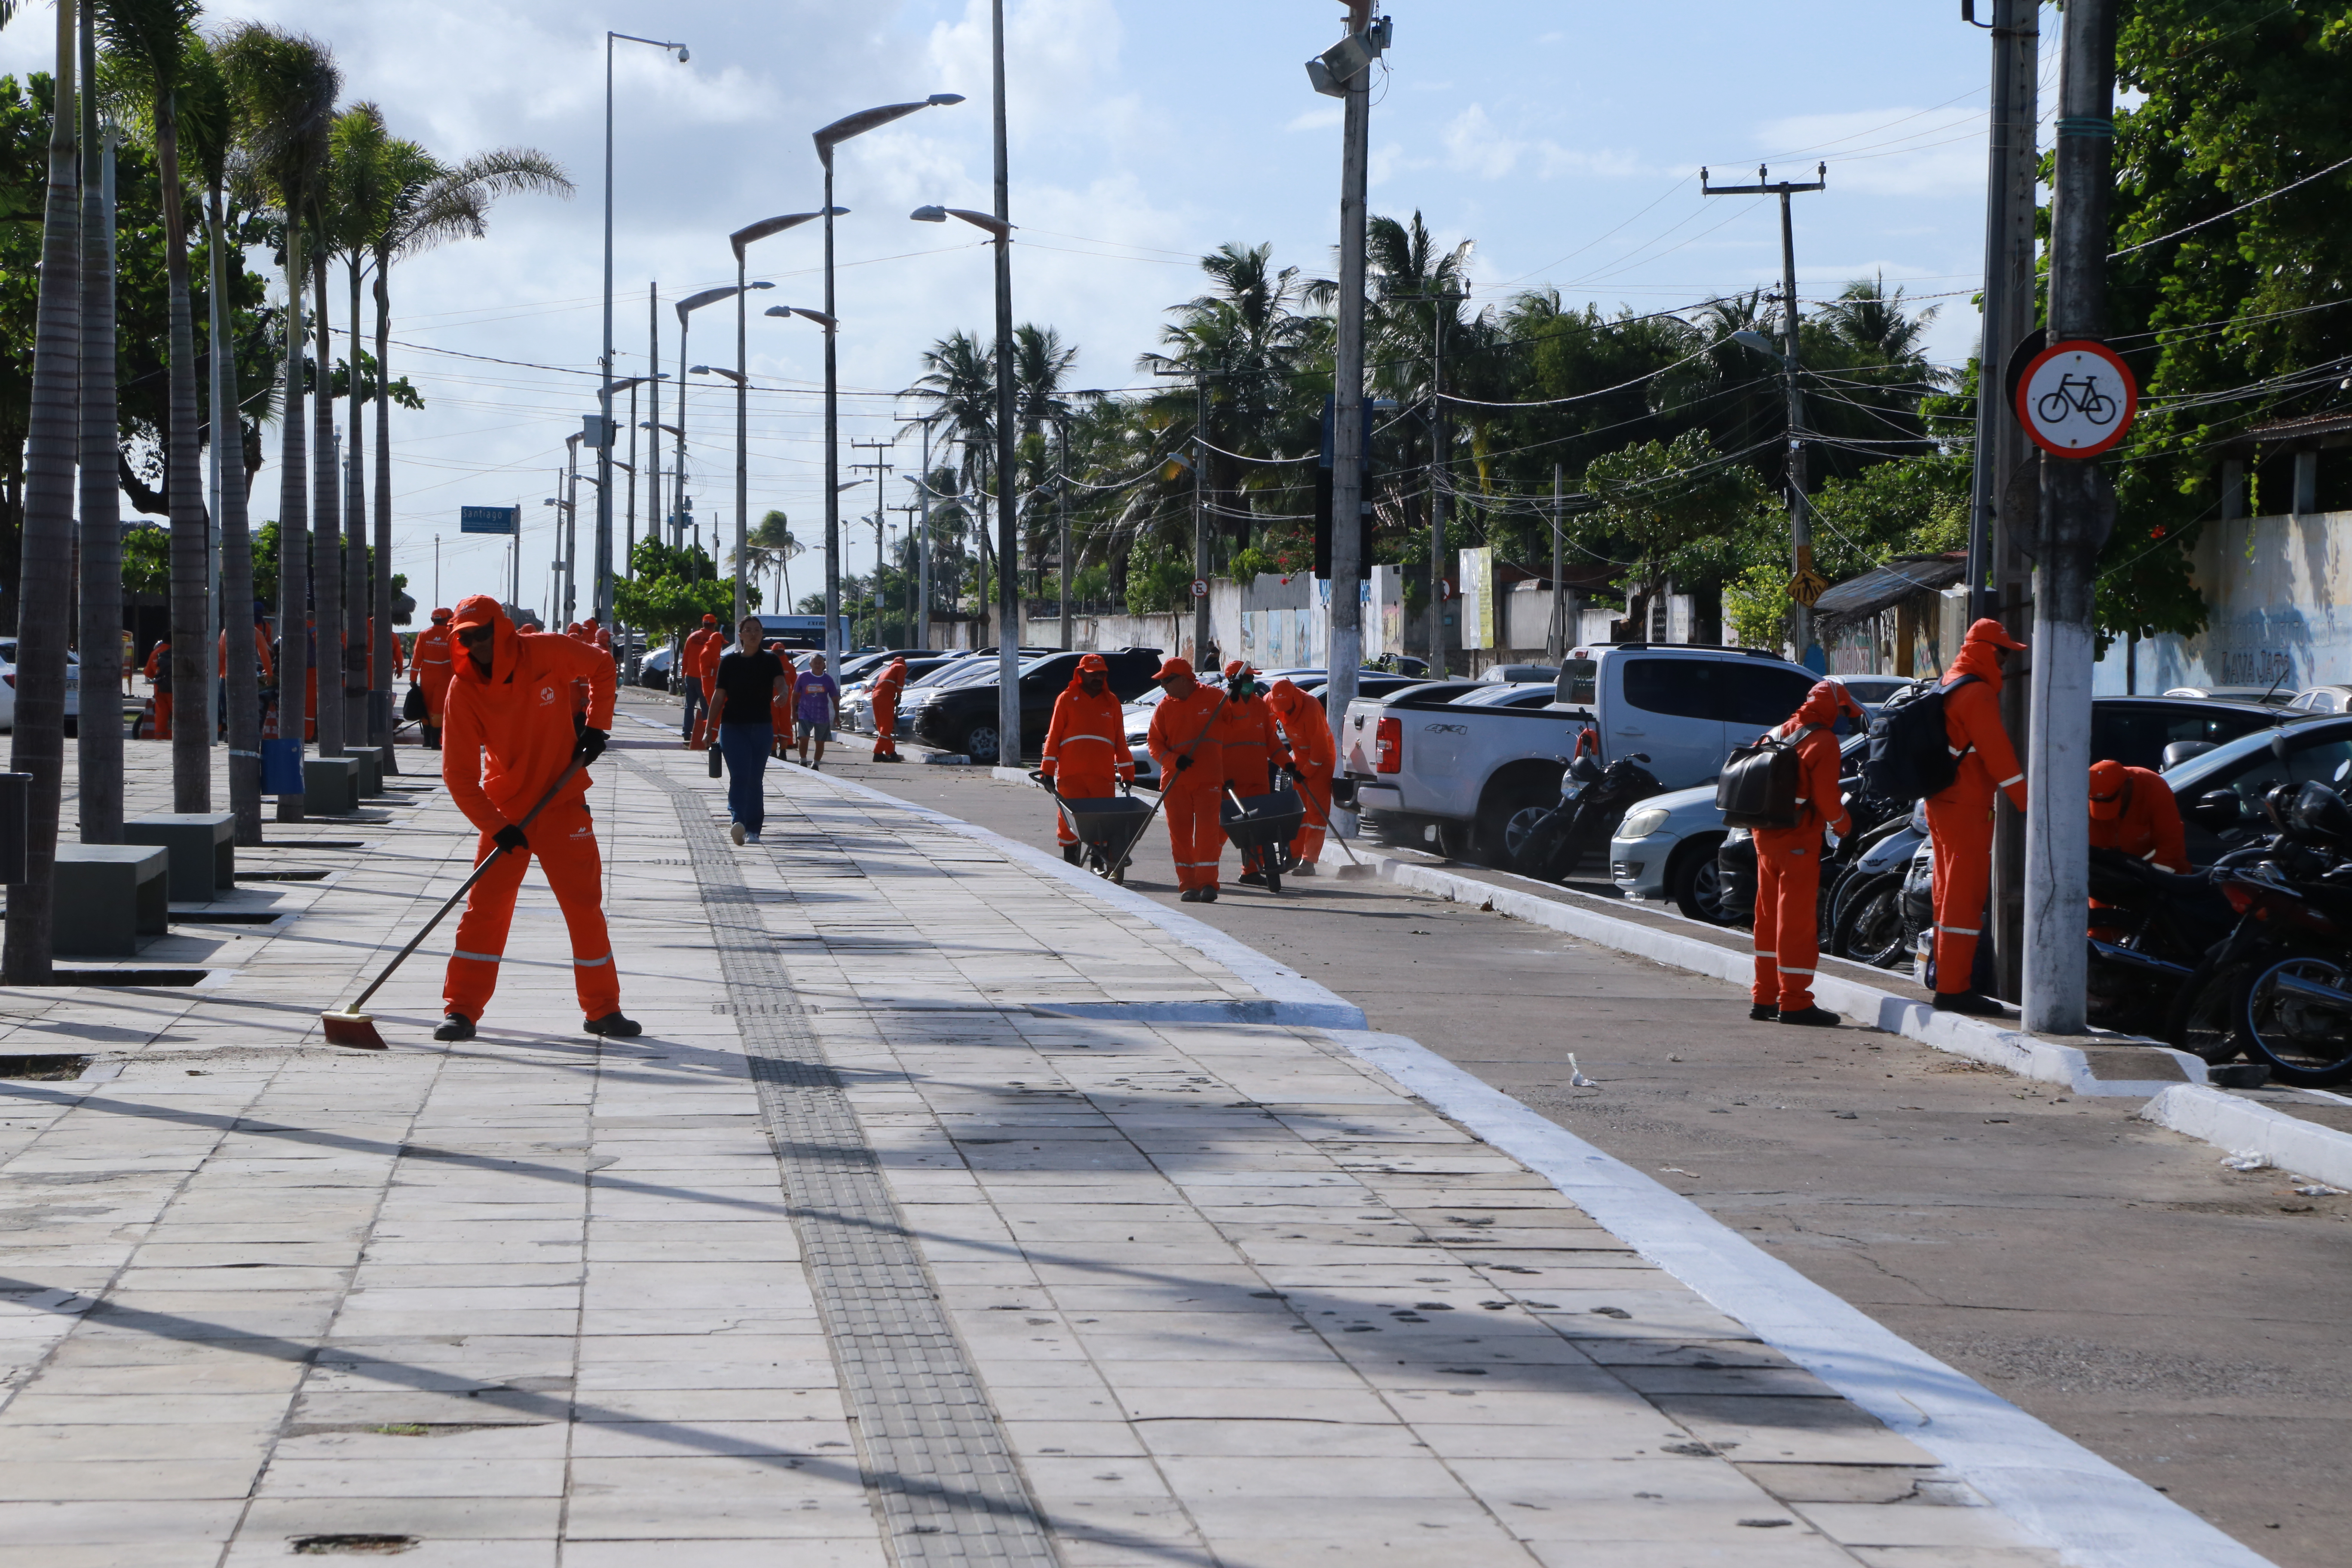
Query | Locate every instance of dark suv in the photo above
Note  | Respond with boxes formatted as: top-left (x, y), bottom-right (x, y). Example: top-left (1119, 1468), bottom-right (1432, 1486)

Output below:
top-left (906, 648), bottom-right (1163, 762)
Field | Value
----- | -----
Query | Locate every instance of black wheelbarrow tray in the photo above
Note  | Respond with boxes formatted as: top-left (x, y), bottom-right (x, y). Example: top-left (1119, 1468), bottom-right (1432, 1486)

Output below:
top-left (1053, 792), bottom-right (1156, 883)
top-left (1220, 786), bottom-right (1305, 893)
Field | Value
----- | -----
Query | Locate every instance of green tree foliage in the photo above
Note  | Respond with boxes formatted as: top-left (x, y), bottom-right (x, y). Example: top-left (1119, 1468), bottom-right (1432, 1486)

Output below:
top-left (616, 536), bottom-right (747, 641)
top-left (1579, 431), bottom-right (1777, 628)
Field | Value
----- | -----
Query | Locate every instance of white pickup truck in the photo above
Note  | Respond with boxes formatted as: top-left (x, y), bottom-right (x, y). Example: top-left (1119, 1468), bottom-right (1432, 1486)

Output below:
top-left (1339, 643), bottom-right (1821, 864)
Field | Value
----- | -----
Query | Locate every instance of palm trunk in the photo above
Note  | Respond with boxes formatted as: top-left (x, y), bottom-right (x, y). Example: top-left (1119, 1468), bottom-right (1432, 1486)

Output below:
top-left (371, 246), bottom-right (395, 772)
top-left (159, 95), bottom-right (209, 813)
top-left (6, 2), bottom-right (80, 984)
top-left (214, 179), bottom-right (261, 846)
top-left (75, 5), bottom-right (120, 844)
top-left (275, 219), bottom-right (309, 822)
top-left (344, 254), bottom-right (368, 753)
top-left (309, 244), bottom-right (343, 760)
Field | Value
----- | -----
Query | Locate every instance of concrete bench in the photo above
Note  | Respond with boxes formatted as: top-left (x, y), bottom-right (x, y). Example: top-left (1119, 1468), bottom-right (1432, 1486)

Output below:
top-left (123, 812), bottom-right (237, 902)
top-left (349, 749), bottom-right (383, 797)
top-left (303, 756), bottom-right (361, 815)
top-left (55, 844), bottom-right (169, 956)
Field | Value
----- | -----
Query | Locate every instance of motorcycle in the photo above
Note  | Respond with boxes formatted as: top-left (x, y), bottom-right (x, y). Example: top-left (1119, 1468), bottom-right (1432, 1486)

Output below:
top-left (2166, 781), bottom-right (2352, 1084)
top-left (1505, 729), bottom-right (1664, 883)
top-left (1825, 801), bottom-right (1926, 968)
top-left (2082, 848), bottom-right (2236, 1034)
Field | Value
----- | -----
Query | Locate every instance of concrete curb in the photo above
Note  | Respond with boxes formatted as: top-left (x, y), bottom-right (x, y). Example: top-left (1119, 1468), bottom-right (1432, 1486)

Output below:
top-left (2139, 1083), bottom-right (2352, 1189)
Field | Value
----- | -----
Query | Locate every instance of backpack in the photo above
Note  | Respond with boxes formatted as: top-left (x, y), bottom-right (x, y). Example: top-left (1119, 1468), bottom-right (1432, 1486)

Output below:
top-left (1862, 674), bottom-right (1978, 803)
top-left (1716, 725), bottom-right (1819, 830)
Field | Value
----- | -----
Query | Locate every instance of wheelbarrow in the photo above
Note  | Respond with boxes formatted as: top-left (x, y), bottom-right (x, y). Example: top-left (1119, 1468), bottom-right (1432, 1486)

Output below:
top-left (1030, 772), bottom-right (1156, 885)
top-left (1220, 785), bottom-right (1305, 894)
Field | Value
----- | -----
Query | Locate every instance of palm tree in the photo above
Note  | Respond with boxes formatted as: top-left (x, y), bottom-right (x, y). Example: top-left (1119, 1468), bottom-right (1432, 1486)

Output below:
top-left (908, 331), bottom-right (999, 632)
top-left (739, 509), bottom-right (799, 612)
top-left (367, 141), bottom-right (569, 761)
top-left (181, 33), bottom-right (262, 842)
top-left (219, 21), bottom-right (337, 816)
top-left (77, 3), bottom-right (126, 842)
top-left (5, 0), bottom-right (86, 984)
top-left (323, 103), bottom-right (389, 754)
top-left (99, 0), bottom-right (211, 811)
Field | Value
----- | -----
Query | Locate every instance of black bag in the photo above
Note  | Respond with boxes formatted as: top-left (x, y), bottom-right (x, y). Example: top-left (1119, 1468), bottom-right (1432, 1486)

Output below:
top-left (1716, 726), bottom-right (1818, 830)
top-left (1862, 674), bottom-right (1978, 802)
top-left (402, 683), bottom-right (426, 722)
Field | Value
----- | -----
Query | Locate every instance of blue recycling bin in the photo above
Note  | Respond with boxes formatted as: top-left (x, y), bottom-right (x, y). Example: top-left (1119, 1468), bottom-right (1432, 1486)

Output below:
top-left (260, 739), bottom-right (304, 795)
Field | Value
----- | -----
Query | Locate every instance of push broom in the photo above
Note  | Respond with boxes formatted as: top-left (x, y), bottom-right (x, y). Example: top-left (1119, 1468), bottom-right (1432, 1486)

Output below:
top-left (320, 760), bottom-right (586, 1050)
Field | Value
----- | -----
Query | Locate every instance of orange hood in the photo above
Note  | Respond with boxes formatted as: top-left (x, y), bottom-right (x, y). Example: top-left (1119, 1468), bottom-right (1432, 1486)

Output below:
top-left (449, 595), bottom-right (520, 687)
top-left (1945, 618), bottom-right (2018, 694)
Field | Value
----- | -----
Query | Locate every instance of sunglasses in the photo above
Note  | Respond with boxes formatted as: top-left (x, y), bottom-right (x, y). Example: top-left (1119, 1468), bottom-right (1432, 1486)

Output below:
top-left (455, 625), bottom-right (494, 647)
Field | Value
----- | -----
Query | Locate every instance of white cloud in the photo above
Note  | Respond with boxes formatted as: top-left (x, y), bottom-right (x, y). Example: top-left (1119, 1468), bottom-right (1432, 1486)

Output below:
top-left (1751, 107), bottom-right (1990, 198)
top-left (1286, 104), bottom-right (1344, 133)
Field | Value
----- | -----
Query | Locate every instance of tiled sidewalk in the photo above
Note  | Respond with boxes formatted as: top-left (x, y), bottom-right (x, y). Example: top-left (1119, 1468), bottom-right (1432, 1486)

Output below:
top-left (0, 741), bottom-right (2205, 1565)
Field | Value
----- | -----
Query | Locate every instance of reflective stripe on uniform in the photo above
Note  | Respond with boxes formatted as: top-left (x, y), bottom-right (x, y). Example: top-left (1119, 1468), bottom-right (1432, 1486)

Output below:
top-left (573, 953), bottom-right (612, 968)
top-left (1779, 965), bottom-right (1816, 976)
top-left (1937, 924), bottom-right (1979, 937)
top-left (454, 949), bottom-right (502, 964)
top-left (1755, 951), bottom-right (1776, 961)
top-left (1998, 773), bottom-right (2024, 788)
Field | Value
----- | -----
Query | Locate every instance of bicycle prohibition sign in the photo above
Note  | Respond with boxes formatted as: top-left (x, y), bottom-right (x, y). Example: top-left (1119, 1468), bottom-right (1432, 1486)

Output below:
top-left (2016, 339), bottom-right (2138, 458)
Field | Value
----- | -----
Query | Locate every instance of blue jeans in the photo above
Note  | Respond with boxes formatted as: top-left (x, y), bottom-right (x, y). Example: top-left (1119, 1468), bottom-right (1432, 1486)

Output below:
top-left (681, 676), bottom-right (706, 738)
top-left (718, 722), bottom-right (772, 832)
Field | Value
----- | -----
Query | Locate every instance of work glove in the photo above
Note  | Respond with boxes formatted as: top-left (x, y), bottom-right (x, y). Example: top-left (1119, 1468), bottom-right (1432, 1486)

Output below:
top-left (574, 727), bottom-right (609, 765)
top-left (1174, 754), bottom-right (1194, 773)
top-left (1823, 828), bottom-right (1841, 854)
top-left (493, 824), bottom-right (530, 854)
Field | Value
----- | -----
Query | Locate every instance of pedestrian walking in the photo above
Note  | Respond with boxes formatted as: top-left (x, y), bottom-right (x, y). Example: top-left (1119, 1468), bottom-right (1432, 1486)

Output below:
top-left (412, 608), bottom-right (455, 749)
top-left (680, 613), bottom-right (720, 747)
top-left (1749, 680), bottom-right (1865, 1027)
top-left (708, 615), bottom-right (790, 846)
top-left (1215, 661), bottom-right (1290, 887)
top-left (2087, 759), bottom-right (2187, 873)
top-left (434, 594), bottom-right (637, 1042)
top-left (869, 656), bottom-right (910, 762)
top-left (1040, 652), bottom-right (1134, 863)
top-left (1266, 677), bottom-right (1335, 875)
top-left (766, 645), bottom-right (798, 758)
top-left (1145, 656), bottom-right (1227, 902)
top-left (793, 654), bottom-right (840, 769)
top-left (1926, 618), bottom-right (2030, 1015)
top-left (143, 637), bottom-right (173, 741)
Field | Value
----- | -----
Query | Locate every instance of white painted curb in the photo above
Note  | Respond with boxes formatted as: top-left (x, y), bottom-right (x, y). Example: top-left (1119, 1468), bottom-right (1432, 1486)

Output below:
top-left (2140, 1083), bottom-right (2352, 1190)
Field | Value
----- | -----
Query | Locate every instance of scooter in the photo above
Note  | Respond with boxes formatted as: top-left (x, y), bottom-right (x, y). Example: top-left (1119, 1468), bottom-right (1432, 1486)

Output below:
top-left (1504, 729), bottom-right (1663, 883)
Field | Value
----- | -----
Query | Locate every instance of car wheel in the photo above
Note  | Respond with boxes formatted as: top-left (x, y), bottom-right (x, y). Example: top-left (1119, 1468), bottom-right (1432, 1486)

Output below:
top-left (1477, 783), bottom-right (1559, 871)
top-left (1434, 820), bottom-right (1475, 861)
top-left (1669, 838), bottom-right (1731, 925)
top-left (963, 722), bottom-right (999, 764)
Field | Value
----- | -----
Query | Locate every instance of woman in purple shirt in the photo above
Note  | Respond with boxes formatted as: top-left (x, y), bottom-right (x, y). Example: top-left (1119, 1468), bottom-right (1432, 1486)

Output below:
top-left (793, 655), bottom-right (841, 769)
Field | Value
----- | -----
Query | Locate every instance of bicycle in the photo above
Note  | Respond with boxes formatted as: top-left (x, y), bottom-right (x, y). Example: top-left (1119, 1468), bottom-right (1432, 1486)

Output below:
top-left (2037, 372), bottom-right (2118, 427)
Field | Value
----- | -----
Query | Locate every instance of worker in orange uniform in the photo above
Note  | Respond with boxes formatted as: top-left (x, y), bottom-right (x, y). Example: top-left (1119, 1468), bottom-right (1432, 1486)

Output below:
top-left (869, 655), bottom-right (910, 762)
top-left (680, 614), bottom-right (721, 746)
top-left (581, 615), bottom-right (613, 658)
top-left (1040, 653), bottom-right (1134, 863)
top-left (1266, 677), bottom-right (1335, 875)
top-left (1214, 662), bottom-right (1291, 887)
top-left (1749, 680), bottom-right (1866, 1027)
top-left (143, 638), bottom-right (172, 740)
top-left (2088, 759), bottom-right (2188, 873)
top-left (1145, 656), bottom-right (1228, 902)
top-left (1926, 618), bottom-right (2030, 1015)
top-left (768, 646), bottom-right (798, 758)
top-left (686, 615), bottom-right (725, 749)
top-left (411, 608), bottom-right (456, 749)
top-left (435, 594), bottom-right (636, 1043)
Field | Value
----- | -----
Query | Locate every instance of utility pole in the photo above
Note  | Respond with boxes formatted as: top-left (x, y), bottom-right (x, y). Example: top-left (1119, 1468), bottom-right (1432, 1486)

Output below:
top-left (647, 285), bottom-right (661, 567)
top-left (851, 439), bottom-right (893, 649)
top-left (562, 432), bottom-right (582, 623)
top-left (1399, 289), bottom-right (1461, 676)
top-left (1547, 463), bottom-right (1565, 662)
top-left (1193, 372), bottom-right (1210, 665)
top-left (1702, 162), bottom-right (1827, 665)
top-left (896, 502), bottom-right (921, 646)
top-left (1055, 411), bottom-right (1072, 651)
top-left (914, 413), bottom-right (937, 649)
top-left (2022, 0), bottom-right (2119, 1035)
top-left (1315, 3), bottom-right (1382, 769)
top-left (1969, 0), bottom-right (2042, 1003)
top-left (990, 0), bottom-right (1021, 762)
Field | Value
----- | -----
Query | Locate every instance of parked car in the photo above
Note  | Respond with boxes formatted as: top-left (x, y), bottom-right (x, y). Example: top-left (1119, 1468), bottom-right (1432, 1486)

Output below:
top-left (904, 647), bottom-right (1162, 762)
top-left (1829, 674), bottom-right (1910, 714)
top-left (2164, 683), bottom-right (2297, 707)
top-left (1482, 663), bottom-right (1558, 684)
top-left (2156, 714), bottom-right (2352, 864)
top-left (1608, 692), bottom-right (2309, 924)
top-left (638, 645), bottom-right (675, 691)
top-left (0, 639), bottom-right (80, 730)
top-left (2288, 684), bottom-right (2352, 714)
top-left (1343, 643), bottom-right (1817, 864)
top-left (841, 655), bottom-right (958, 732)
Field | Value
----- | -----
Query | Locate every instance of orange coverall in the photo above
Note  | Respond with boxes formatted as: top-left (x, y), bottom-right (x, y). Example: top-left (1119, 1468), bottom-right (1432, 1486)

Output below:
top-left (1147, 674), bottom-right (1226, 893)
top-left (1267, 679), bottom-right (1335, 865)
top-left (1926, 619), bottom-right (2029, 996)
top-left (440, 595), bottom-right (621, 1025)
top-left (2089, 761), bottom-right (2188, 873)
top-left (1040, 669), bottom-right (1135, 845)
top-left (1751, 682), bottom-right (1860, 1014)
top-left (870, 658), bottom-right (909, 760)
top-left (1213, 685), bottom-right (1291, 876)
top-left (685, 624), bottom-right (724, 748)
top-left (413, 611), bottom-right (456, 740)
top-left (143, 642), bottom-right (172, 739)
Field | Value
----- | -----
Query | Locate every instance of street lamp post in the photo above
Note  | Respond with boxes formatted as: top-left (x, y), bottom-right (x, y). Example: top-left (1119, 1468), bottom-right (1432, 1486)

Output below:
top-left (603, 32), bottom-right (689, 632)
top-left (672, 283), bottom-right (768, 566)
top-left (725, 211), bottom-right (840, 625)
top-left (812, 92), bottom-right (963, 679)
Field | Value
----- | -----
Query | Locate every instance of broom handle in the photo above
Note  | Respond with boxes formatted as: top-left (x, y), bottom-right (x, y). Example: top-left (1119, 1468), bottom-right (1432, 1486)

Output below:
top-left (343, 759), bottom-right (588, 1015)
top-left (1283, 767), bottom-right (1366, 867)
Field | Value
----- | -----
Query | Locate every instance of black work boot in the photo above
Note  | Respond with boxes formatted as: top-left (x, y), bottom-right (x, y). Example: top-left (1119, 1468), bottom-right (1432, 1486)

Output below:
top-left (1778, 1005), bottom-right (1841, 1027)
top-left (433, 1013), bottom-right (475, 1041)
top-left (584, 1012), bottom-right (643, 1038)
top-left (1062, 844), bottom-right (1081, 866)
top-left (1748, 1003), bottom-right (1777, 1021)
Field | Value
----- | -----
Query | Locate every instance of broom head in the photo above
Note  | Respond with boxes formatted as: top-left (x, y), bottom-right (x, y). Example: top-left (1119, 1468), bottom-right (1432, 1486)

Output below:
top-left (320, 1010), bottom-right (389, 1051)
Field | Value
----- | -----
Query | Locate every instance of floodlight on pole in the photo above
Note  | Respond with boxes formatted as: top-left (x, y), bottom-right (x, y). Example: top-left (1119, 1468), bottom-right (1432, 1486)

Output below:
top-left (671, 282), bottom-right (770, 558)
top-left (910, 204), bottom-right (1014, 238)
top-left (811, 90), bottom-right (965, 675)
top-left (1730, 329), bottom-right (1785, 362)
top-left (722, 208), bottom-right (839, 623)
top-left (764, 305), bottom-right (839, 330)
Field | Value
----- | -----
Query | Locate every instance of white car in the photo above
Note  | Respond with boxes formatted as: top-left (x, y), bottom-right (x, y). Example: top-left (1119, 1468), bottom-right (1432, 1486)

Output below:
top-left (1828, 674), bottom-right (1910, 716)
top-left (0, 639), bottom-right (81, 731)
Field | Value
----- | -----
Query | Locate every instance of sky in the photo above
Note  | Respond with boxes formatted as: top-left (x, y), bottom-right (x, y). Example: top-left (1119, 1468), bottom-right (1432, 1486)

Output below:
top-left (0, 1), bottom-right (2059, 620)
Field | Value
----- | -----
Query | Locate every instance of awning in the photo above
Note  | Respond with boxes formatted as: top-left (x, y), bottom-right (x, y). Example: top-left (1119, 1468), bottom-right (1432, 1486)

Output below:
top-left (1810, 554), bottom-right (1966, 625)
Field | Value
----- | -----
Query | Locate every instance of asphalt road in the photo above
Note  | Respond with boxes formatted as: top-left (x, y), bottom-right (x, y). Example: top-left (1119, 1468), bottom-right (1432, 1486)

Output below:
top-left (623, 690), bottom-right (2350, 1566)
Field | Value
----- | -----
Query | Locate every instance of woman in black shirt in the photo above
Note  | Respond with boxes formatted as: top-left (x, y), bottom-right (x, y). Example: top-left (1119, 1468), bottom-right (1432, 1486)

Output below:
top-left (707, 615), bottom-right (790, 845)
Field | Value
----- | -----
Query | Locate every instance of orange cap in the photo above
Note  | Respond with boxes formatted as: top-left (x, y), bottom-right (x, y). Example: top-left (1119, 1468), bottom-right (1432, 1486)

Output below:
top-left (1154, 656), bottom-right (1194, 682)
top-left (702, 613), bottom-right (718, 625)
top-left (2089, 759), bottom-right (2128, 820)
top-left (1967, 616), bottom-right (2028, 652)
top-left (430, 607), bottom-right (453, 622)
top-left (1077, 652), bottom-right (1108, 674)
top-left (1223, 659), bottom-right (1255, 681)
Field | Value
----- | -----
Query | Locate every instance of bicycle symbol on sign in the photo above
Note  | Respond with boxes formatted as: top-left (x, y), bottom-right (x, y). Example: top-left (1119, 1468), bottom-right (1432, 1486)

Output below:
top-left (2036, 372), bottom-right (2118, 427)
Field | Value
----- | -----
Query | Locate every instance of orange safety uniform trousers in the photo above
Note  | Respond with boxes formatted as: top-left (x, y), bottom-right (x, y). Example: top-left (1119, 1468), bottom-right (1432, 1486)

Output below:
top-left (1163, 777), bottom-right (1224, 891)
top-left (152, 694), bottom-right (173, 741)
top-left (692, 676), bottom-right (719, 749)
top-left (1290, 770), bottom-right (1331, 864)
top-left (872, 703), bottom-right (899, 759)
top-left (1926, 797), bottom-right (1994, 993)
top-left (443, 797), bottom-right (621, 1022)
top-left (1750, 830), bottom-right (1825, 1011)
top-left (1051, 753), bottom-right (1125, 846)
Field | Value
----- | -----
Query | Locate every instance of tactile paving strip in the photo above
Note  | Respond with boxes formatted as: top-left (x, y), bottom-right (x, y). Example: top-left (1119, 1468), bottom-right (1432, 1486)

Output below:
top-left (634, 760), bottom-right (1060, 1568)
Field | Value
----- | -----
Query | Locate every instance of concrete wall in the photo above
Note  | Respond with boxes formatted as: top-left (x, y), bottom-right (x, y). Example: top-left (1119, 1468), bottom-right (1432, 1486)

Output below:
top-left (1012, 567), bottom-right (1414, 671)
top-left (2101, 508), bottom-right (2352, 695)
